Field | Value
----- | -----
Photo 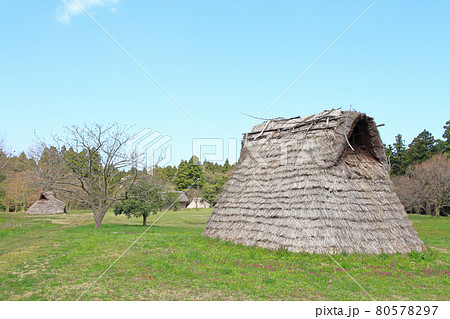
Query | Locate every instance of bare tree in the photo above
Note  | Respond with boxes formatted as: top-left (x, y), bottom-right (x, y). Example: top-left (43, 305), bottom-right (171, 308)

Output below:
top-left (392, 174), bottom-right (416, 212)
top-left (393, 154), bottom-right (450, 217)
top-left (29, 143), bottom-right (65, 191)
top-left (416, 154), bottom-right (450, 217)
top-left (0, 138), bottom-right (12, 171)
top-left (36, 123), bottom-right (143, 228)
top-left (4, 170), bottom-right (36, 212)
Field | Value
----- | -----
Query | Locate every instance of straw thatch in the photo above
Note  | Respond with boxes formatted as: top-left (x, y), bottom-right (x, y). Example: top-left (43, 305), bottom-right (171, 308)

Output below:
top-left (187, 197), bottom-right (211, 209)
top-left (26, 191), bottom-right (67, 215)
top-left (203, 109), bottom-right (425, 254)
top-left (162, 191), bottom-right (189, 210)
top-left (177, 191), bottom-right (189, 210)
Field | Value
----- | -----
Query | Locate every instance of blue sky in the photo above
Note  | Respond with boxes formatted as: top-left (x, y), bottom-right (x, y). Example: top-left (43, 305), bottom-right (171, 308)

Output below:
top-left (1, 0), bottom-right (449, 165)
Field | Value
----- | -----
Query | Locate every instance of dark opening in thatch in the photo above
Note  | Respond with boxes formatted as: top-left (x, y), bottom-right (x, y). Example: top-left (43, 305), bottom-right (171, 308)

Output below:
top-left (203, 109), bottom-right (425, 254)
top-left (347, 117), bottom-right (383, 163)
top-left (39, 193), bottom-right (49, 200)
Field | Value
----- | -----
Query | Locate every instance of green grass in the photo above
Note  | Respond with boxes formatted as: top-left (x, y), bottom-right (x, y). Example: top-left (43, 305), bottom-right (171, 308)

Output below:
top-left (0, 209), bottom-right (448, 300)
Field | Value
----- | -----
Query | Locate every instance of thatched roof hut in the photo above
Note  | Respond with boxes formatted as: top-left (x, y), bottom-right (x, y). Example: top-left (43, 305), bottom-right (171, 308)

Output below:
top-left (177, 191), bottom-right (189, 210)
top-left (203, 109), bottom-right (425, 254)
top-left (26, 191), bottom-right (67, 215)
top-left (187, 197), bottom-right (211, 209)
top-left (162, 191), bottom-right (189, 210)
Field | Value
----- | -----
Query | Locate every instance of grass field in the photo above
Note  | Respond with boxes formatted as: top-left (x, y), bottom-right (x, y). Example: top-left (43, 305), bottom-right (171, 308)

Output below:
top-left (0, 209), bottom-right (449, 301)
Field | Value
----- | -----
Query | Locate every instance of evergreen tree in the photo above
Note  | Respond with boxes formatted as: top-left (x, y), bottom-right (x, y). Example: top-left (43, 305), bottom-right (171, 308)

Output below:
top-left (164, 165), bottom-right (178, 181)
top-left (202, 170), bottom-right (228, 206)
top-left (173, 157), bottom-right (204, 191)
top-left (223, 159), bottom-right (231, 172)
top-left (406, 130), bottom-right (436, 166)
top-left (442, 120), bottom-right (450, 154)
top-left (173, 160), bottom-right (189, 190)
top-left (390, 134), bottom-right (408, 175)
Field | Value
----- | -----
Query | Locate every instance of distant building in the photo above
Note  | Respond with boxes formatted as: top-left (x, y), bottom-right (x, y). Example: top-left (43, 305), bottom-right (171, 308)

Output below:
top-left (26, 191), bottom-right (67, 215)
top-left (187, 197), bottom-right (210, 209)
top-left (162, 191), bottom-right (189, 210)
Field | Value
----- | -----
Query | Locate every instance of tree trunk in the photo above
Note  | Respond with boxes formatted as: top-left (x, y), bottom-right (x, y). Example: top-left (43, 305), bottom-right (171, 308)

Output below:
top-left (95, 218), bottom-right (102, 228)
top-left (195, 188), bottom-right (199, 210)
top-left (434, 205), bottom-right (441, 218)
top-left (425, 203), bottom-right (433, 216)
top-left (93, 210), bottom-right (106, 228)
top-left (143, 214), bottom-right (147, 226)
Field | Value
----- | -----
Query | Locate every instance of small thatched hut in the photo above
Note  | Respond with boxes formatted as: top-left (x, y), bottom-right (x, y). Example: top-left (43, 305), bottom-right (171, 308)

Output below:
top-left (187, 197), bottom-right (211, 209)
top-left (162, 191), bottom-right (189, 210)
top-left (203, 109), bottom-right (425, 254)
top-left (173, 191), bottom-right (189, 210)
top-left (26, 191), bottom-right (67, 215)
top-left (177, 191), bottom-right (189, 210)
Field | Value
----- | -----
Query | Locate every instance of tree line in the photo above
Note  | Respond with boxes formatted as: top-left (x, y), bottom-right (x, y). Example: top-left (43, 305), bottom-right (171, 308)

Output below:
top-left (1, 119), bottom-right (448, 227)
top-left (385, 120), bottom-right (450, 217)
top-left (0, 123), bottom-right (234, 228)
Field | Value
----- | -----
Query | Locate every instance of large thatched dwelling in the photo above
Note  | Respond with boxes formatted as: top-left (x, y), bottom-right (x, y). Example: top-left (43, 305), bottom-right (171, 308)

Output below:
top-left (26, 191), bottom-right (67, 215)
top-left (203, 109), bottom-right (425, 254)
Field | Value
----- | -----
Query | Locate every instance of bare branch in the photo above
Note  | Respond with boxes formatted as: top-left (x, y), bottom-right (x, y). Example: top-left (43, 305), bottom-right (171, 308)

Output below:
top-left (32, 123), bottom-right (145, 228)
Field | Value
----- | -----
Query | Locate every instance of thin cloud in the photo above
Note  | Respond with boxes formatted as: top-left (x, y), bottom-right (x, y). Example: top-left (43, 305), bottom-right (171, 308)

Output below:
top-left (57, 0), bottom-right (119, 24)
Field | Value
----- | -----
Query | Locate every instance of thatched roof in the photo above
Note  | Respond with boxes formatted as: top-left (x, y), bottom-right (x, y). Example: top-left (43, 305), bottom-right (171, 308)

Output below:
top-left (177, 192), bottom-right (189, 203)
top-left (187, 197), bottom-right (211, 209)
top-left (26, 191), bottom-right (67, 215)
top-left (162, 191), bottom-right (189, 203)
top-left (203, 109), bottom-right (425, 254)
